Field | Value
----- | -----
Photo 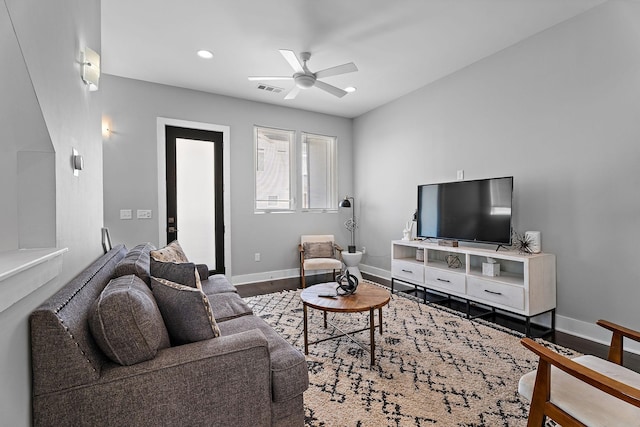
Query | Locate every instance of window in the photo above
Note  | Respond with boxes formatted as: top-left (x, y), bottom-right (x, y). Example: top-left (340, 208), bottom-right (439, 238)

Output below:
top-left (301, 132), bottom-right (337, 211)
top-left (254, 126), bottom-right (295, 212)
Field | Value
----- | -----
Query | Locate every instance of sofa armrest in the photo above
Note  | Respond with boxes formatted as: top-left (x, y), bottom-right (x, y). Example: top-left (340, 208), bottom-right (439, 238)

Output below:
top-left (196, 263), bottom-right (209, 279)
top-left (33, 330), bottom-right (273, 427)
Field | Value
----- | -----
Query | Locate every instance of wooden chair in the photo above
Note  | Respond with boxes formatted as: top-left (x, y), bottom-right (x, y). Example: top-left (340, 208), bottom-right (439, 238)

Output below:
top-left (519, 320), bottom-right (640, 426)
top-left (299, 235), bottom-right (342, 288)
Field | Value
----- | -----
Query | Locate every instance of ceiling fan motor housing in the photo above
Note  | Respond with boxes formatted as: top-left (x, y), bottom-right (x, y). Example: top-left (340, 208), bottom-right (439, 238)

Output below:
top-left (294, 73), bottom-right (316, 89)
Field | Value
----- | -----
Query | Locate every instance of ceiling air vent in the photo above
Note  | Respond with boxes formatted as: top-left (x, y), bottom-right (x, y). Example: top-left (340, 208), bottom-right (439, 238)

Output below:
top-left (256, 84), bottom-right (284, 94)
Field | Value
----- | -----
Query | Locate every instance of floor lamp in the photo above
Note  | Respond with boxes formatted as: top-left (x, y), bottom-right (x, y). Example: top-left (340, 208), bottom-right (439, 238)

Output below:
top-left (339, 196), bottom-right (356, 253)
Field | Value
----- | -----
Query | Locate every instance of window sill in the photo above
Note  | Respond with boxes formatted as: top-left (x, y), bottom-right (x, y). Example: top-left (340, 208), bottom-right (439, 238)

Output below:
top-left (0, 247), bottom-right (68, 313)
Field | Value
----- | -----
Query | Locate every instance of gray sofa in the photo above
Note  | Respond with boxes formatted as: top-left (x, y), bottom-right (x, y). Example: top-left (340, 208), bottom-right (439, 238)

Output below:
top-left (30, 244), bottom-right (308, 426)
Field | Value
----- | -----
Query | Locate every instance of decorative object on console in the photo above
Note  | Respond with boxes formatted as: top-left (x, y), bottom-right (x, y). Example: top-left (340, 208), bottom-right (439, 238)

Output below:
top-left (415, 248), bottom-right (424, 262)
top-left (482, 257), bottom-right (501, 277)
top-left (339, 195), bottom-right (357, 253)
top-left (512, 231), bottom-right (534, 254)
top-left (335, 270), bottom-right (359, 295)
top-left (524, 231), bottom-right (541, 253)
top-left (445, 254), bottom-right (462, 269)
top-left (438, 240), bottom-right (459, 247)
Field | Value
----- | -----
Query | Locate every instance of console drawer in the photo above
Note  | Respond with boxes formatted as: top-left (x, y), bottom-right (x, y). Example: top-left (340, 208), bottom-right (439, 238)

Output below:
top-left (424, 268), bottom-right (465, 294)
top-left (467, 276), bottom-right (524, 310)
top-left (392, 260), bottom-right (424, 284)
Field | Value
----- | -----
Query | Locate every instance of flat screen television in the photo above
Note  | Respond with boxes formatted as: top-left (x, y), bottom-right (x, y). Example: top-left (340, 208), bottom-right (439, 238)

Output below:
top-left (416, 176), bottom-right (513, 245)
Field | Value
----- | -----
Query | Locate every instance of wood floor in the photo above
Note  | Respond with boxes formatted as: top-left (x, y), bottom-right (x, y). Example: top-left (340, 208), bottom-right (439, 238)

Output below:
top-left (238, 273), bottom-right (640, 373)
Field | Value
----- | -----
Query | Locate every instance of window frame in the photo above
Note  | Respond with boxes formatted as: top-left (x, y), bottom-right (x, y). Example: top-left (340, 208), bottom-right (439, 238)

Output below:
top-left (253, 126), bottom-right (296, 213)
top-left (300, 131), bottom-right (338, 212)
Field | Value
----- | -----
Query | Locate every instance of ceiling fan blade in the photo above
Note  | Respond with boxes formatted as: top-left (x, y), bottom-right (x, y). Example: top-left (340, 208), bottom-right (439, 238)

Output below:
top-left (284, 86), bottom-right (301, 100)
top-left (279, 49), bottom-right (304, 74)
top-left (248, 76), bottom-right (293, 81)
top-left (315, 62), bottom-right (358, 79)
top-left (314, 80), bottom-right (347, 98)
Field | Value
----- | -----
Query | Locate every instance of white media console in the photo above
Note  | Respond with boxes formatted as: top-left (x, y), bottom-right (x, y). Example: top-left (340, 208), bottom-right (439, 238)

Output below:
top-left (391, 240), bottom-right (556, 336)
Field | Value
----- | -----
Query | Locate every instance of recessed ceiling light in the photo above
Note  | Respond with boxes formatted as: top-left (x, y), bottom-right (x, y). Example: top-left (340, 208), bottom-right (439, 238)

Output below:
top-left (197, 50), bottom-right (213, 59)
top-left (345, 86), bottom-right (357, 93)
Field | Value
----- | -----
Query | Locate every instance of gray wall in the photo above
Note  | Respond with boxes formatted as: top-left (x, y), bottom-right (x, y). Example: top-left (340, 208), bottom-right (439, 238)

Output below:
top-left (0, 0), bottom-right (102, 425)
top-left (354, 1), bottom-right (640, 342)
top-left (102, 75), bottom-right (353, 280)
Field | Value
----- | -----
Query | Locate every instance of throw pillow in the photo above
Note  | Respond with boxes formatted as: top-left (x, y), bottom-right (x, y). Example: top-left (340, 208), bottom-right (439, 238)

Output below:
top-left (303, 241), bottom-right (335, 259)
top-left (114, 242), bottom-right (156, 285)
top-left (89, 275), bottom-right (170, 366)
top-left (150, 277), bottom-right (221, 345)
top-left (149, 257), bottom-right (201, 288)
top-left (150, 240), bottom-right (189, 263)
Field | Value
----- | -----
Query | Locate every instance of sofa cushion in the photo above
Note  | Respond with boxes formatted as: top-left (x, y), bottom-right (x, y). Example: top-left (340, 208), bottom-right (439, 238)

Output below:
top-left (114, 242), bottom-right (156, 285)
top-left (150, 257), bottom-right (201, 288)
top-left (208, 293), bottom-right (253, 322)
top-left (303, 241), bottom-right (334, 259)
top-left (88, 274), bottom-right (170, 366)
top-left (218, 315), bottom-right (309, 402)
top-left (201, 274), bottom-right (238, 294)
top-left (151, 277), bottom-right (221, 345)
top-left (150, 240), bottom-right (189, 263)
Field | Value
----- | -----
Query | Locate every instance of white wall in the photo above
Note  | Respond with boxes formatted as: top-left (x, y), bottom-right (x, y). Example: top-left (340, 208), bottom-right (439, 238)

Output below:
top-left (102, 75), bottom-right (353, 279)
top-left (354, 1), bottom-right (640, 343)
top-left (0, 0), bottom-right (102, 425)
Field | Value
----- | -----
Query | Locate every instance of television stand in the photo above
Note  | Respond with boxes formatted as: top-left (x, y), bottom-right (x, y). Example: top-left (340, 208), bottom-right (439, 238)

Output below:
top-left (495, 244), bottom-right (509, 252)
top-left (390, 240), bottom-right (556, 337)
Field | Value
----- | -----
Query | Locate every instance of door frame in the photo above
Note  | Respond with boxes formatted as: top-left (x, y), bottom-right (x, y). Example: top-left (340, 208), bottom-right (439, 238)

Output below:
top-left (156, 117), bottom-right (232, 280)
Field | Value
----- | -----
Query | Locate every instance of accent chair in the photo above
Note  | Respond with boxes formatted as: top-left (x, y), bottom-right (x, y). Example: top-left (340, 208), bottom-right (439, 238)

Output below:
top-left (518, 319), bottom-right (640, 426)
top-left (299, 234), bottom-right (342, 288)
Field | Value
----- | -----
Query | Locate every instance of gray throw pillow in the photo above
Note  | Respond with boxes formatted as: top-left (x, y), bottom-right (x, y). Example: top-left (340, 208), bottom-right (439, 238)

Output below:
top-left (150, 257), bottom-right (201, 288)
top-left (150, 277), bottom-right (221, 345)
top-left (303, 241), bottom-right (335, 259)
top-left (114, 242), bottom-right (156, 285)
top-left (89, 275), bottom-right (170, 366)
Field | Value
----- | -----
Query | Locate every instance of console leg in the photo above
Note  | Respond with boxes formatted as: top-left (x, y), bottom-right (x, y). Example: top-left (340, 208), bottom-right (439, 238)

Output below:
top-left (303, 304), bottom-right (309, 355)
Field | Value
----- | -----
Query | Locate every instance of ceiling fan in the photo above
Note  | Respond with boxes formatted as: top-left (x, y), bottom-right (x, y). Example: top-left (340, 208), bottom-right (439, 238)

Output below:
top-left (249, 49), bottom-right (358, 100)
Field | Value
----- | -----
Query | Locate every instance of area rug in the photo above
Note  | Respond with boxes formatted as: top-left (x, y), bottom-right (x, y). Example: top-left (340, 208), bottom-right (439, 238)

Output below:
top-left (245, 283), bottom-right (577, 426)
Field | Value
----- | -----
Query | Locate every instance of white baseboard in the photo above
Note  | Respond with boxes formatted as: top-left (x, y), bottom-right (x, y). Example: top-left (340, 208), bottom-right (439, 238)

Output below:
top-left (232, 265), bottom-right (640, 356)
top-left (556, 315), bottom-right (640, 355)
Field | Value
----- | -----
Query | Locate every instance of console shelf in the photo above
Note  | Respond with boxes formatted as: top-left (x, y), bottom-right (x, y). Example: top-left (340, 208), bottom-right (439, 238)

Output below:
top-left (390, 240), bottom-right (556, 337)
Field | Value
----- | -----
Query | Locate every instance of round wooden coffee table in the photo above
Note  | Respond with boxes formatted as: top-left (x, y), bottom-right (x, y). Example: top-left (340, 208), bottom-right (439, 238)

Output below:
top-left (300, 282), bottom-right (390, 365)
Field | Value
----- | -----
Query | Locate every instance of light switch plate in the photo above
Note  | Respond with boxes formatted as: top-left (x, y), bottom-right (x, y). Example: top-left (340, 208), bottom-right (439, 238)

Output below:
top-left (137, 209), bottom-right (152, 219)
top-left (120, 209), bottom-right (132, 220)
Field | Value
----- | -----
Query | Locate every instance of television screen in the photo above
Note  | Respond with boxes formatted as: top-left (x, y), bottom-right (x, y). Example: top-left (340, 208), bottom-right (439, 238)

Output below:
top-left (417, 176), bottom-right (513, 245)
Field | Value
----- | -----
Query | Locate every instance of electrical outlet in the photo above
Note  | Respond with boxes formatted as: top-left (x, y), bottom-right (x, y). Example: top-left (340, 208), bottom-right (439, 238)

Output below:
top-left (137, 209), bottom-right (152, 219)
top-left (120, 209), bottom-right (132, 220)
top-left (457, 170), bottom-right (464, 180)
top-left (254, 253), bottom-right (261, 262)
top-left (362, 247), bottom-right (366, 254)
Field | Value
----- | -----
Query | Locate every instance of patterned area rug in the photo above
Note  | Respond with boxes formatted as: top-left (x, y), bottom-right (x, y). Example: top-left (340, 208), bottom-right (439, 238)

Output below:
top-left (245, 283), bottom-right (575, 426)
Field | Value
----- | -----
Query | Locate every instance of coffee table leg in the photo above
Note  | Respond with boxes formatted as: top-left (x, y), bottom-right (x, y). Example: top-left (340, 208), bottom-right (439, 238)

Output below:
top-left (303, 303), bottom-right (309, 355)
top-left (378, 307), bottom-right (383, 334)
top-left (323, 310), bottom-right (327, 329)
top-left (370, 308), bottom-right (375, 365)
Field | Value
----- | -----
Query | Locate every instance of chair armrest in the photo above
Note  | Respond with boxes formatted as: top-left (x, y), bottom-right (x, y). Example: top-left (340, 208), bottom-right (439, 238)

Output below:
top-left (334, 244), bottom-right (343, 252)
top-left (521, 338), bottom-right (640, 408)
top-left (597, 319), bottom-right (640, 364)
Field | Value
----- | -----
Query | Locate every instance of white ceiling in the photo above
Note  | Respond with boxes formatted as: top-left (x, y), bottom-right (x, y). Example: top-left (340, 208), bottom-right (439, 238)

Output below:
top-left (102, 0), bottom-right (605, 118)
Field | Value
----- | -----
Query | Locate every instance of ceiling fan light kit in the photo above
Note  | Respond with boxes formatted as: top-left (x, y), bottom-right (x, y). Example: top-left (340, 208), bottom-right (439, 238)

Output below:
top-left (249, 49), bottom-right (357, 100)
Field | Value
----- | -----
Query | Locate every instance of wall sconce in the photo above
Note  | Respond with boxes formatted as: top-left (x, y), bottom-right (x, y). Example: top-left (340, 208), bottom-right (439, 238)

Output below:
top-left (81, 47), bottom-right (100, 91)
top-left (72, 148), bottom-right (84, 176)
top-left (102, 118), bottom-right (111, 139)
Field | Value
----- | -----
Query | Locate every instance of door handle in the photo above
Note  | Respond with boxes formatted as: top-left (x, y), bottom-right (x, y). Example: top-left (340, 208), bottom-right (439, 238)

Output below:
top-left (168, 226), bottom-right (178, 233)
